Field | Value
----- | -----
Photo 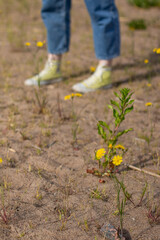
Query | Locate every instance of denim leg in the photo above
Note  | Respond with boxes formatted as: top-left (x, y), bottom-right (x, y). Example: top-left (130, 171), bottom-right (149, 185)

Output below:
top-left (84, 0), bottom-right (120, 60)
top-left (41, 0), bottom-right (71, 54)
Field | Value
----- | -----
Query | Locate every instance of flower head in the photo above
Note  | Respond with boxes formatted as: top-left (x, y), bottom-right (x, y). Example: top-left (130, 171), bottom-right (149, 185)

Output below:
top-left (115, 144), bottom-right (125, 150)
top-left (146, 83), bottom-right (151, 87)
top-left (144, 59), bottom-right (149, 64)
top-left (25, 42), bottom-right (31, 46)
top-left (0, 158), bottom-right (3, 163)
top-left (96, 148), bottom-right (106, 160)
top-left (37, 41), bottom-right (44, 47)
top-left (145, 102), bottom-right (152, 107)
top-left (90, 66), bottom-right (96, 73)
top-left (112, 155), bottom-right (123, 166)
top-left (156, 48), bottom-right (160, 54)
top-left (153, 48), bottom-right (157, 53)
top-left (108, 144), bottom-right (113, 149)
top-left (64, 93), bottom-right (82, 100)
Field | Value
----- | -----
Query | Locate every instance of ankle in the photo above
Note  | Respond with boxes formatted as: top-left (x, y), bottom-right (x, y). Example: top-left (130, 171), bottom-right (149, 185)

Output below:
top-left (48, 54), bottom-right (62, 62)
top-left (98, 59), bottom-right (112, 68)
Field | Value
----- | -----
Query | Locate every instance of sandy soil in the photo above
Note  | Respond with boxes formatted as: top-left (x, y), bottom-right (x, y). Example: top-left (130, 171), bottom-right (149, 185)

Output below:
top-left (0, 0), bottom-right (160, 239)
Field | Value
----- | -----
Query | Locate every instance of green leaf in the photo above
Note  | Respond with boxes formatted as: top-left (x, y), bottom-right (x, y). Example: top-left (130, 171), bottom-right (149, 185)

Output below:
top-left (113, 109), bottom-right (119, 119)
top-left (107, 104), bottom-right (113, 110)
top-left (128, 99), bottom-right (134, 105)
top-left (116, 128), bottom-right (133, 138)
top-left (97, 124), bottom-right (107, 141)
top-left (98, 121), bottom-right (112, 133)
top-left (110, 100), bottom-right (120, 110)
top-left (124, 106), bottom-right (134, 115)
top-left (114, 92), bottom-right (121, 100)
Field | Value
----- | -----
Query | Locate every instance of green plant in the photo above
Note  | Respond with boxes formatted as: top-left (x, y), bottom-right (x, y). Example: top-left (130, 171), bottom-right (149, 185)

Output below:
top-left (114, 176), bottom-right (127, 239)
top-left (128, 19), bottom-right (147, 30)
top-left (95, 88), bottom-right (134, 174)
top-left (127, 0), bottom-right (160, 8)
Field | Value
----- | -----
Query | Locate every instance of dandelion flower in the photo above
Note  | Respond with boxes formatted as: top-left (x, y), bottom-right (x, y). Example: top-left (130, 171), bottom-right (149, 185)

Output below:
top-left (146, 83), bottom-right (151, 87)
top-left (64, 95), bottom-right (71, 100)
top-left (37, 41), bottom-right (44, 47)
top-left (0, 158), bottom-right (3, 163)
top-left (145, 102), bottom-right (152, 107)
top-left (115, 144), bottom-right (125, 150)
top-left (96, 148), bottom-right (106, 160)
top-left (75, 93), bottom-right (82, 97)
top-left (90, 66), bottom-right (96, 73)
top-left (153, 48), bottom-right (157, 53)
top-left (112, 155), bottom-right (123, 166)
top-left (156, 48), bottom-right (160, 54)
top-left (144, 59), bottom-right (149, 64)
top-left (108, 144), bottom-right (113, 149)
top-left (25, 42), bottom-right (31, 46)
top-left (64, 93), bottom-right (82, 100)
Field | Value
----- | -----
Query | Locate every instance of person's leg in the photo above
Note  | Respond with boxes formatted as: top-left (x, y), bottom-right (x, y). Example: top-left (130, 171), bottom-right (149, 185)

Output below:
top-left (25, 0), bottom-right (71, 86)
top-left (41, 0), bottom-right (71, 56)
top-left (84, 0), bottom-right (120, 63)
top-left (72, 0), bottom-right (120, 93)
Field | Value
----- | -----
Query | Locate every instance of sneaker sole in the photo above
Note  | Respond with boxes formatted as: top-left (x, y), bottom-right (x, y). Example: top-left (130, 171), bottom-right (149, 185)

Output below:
top-left (72, 83), bottom-right (112, 93)
top-left (25, 77), bottom-right (63, 86)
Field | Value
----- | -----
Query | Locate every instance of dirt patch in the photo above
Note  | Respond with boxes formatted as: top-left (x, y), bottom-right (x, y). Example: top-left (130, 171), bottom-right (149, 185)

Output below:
top-left (0, 0), bottom-right (160, 239)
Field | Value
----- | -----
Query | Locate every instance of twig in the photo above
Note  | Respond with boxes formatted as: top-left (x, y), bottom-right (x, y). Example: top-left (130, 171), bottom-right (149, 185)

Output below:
top-left (124, 163), bottom-right (160, 178)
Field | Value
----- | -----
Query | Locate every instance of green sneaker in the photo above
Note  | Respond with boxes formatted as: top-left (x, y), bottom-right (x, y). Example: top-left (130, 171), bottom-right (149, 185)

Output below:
top-left (72, 65), bottom-right (112, 93)
top-left (24, 60), bottom-right (62, 86)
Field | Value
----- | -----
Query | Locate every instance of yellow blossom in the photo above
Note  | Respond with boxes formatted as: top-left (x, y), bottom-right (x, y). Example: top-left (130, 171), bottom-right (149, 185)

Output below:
top-left (64, 95), bottom-right (71, 100)
top-left (108, 144), bottom-right (113, 149)
top-left (145, 102), bottom-right (152, 107)
top-left (37, 41), bottom-right (44, 47)
top-left (90, 66), bottom-right (96, 73)
top-left (0, 158), bottom-right (3, 163)
top-left (146, 83), bottom-right (151, 87)
top-left (96, 148), bottom-right (106, 160)
top-left (153, 48), bottom-right (157, 53)
top-left (115, 144), bottom-right (125, 150)
top-left (64, 93), bottom-right (82, 100)
top-left (112, 155), bottom-right (123, 166)
top-left (74, 93), bottom-right (82, 97)
top-left (156, 48), bottom-right (160, 54)
top-left (25, 42), bottom-right (31, 46)
top-left (144, 59), bottom-right (149, 64)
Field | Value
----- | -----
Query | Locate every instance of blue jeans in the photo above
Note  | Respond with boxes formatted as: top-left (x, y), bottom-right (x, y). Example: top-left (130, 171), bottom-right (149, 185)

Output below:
top-left (41, 0), bottom-right (120, 60)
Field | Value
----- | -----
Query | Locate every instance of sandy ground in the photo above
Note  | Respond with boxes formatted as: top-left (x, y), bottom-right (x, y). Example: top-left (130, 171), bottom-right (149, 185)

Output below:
top-left (0, 0), bottom-right (160, 239)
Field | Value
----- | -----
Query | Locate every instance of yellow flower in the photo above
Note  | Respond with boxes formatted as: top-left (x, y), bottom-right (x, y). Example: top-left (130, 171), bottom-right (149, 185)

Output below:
top-left (156, 48), bottom-right (160, 54)
top-left (25, 42), bottom-right (31, 46)
top-left (96, 148), bottom-right (106, 160)
top-left (64, 93), bottom-right (82, 100)
top-left (153, 48), bottom-right (157, 53)
top-left (0, 158), bottom-right (3, 163)
top-left (144, 59), bottom-right (149, 64)
top-left (146, 83), bottom-right (151, 87)
top-left (64, 95), bottom-right (71, 100)
top-left (74, 93), bottom-right (82, 97)
top-left (108, 144), bottom-right (113, 149)
top-left (115, 144), bottom-right (125, 150)
top-left (112, 155), bottom-right (123, 166)
top-left (37, 41), bottom-right (44, 47)
top-left (145, 102), bottom-right (152, 107)
top-left (90, 66), bottom-right (96, 73)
